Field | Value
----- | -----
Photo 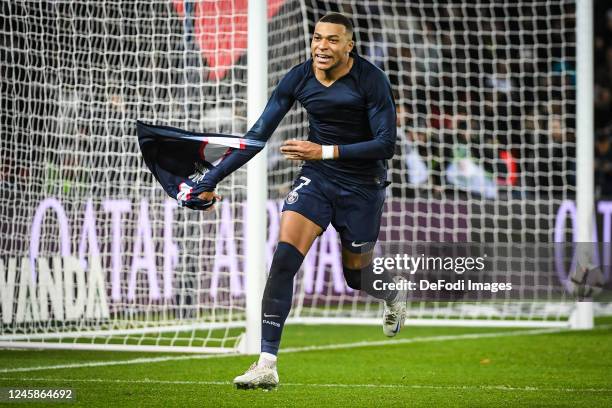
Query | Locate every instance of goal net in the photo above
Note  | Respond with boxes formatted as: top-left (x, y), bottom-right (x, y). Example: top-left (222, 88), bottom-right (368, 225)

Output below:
top-left (288, 0), bottom-right (595, 327)
top-left (0, 0), bottom-right (303, 353)
top-left (0, 0), bottom-right (603, 353)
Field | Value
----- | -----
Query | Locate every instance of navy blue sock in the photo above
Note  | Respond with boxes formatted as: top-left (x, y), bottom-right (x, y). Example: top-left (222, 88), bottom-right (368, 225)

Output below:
top-left (344, 264), bottom-right (398, 303)
top-left (261, 241), bottom-right (304, 355)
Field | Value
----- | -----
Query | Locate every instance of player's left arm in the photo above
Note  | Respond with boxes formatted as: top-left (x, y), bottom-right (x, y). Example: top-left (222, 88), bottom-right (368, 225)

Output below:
top-left (336, 70), bottom-right (396, 160)
top-left (281, 69), bottom-right (396, 161)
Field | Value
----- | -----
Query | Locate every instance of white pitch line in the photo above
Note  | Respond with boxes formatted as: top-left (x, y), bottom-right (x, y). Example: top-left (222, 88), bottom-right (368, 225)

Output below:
top-left (0, 327), bottom-right (569, 374)
top-left (0, 377), bottom-right (610, 394)
top-left (281, 327), bottom-right (566, 353)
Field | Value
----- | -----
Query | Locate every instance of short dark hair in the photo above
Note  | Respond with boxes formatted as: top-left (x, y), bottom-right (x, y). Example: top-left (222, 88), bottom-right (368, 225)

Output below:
top-left (318, 13), bottom-right (353, 37)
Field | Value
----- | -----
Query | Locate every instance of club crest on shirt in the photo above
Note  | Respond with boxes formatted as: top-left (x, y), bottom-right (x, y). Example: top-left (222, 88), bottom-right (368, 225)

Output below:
top-left (285, 190), bottom-right (299, 204)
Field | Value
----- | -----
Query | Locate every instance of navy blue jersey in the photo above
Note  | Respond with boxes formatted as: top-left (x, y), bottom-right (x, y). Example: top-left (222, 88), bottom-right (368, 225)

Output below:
top-left (201, 53), bottom-right (396, 191)
top-left (137, 121), bottom-right (264, 210)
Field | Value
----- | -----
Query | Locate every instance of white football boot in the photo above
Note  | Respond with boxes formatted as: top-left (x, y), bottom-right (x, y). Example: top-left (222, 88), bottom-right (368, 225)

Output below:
top-left (382, 280), bottom-right (408, 337)
top-left (233, 361), bottom-right (279, 390)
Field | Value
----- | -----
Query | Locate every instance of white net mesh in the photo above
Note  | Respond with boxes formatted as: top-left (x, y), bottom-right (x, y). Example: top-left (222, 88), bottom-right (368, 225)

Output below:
top-left (0, 0), bottom-right (600, 352)
top-left (0, 0), bottom-right (308, 351)
top-left (288, 0), bottom-right (582, 324)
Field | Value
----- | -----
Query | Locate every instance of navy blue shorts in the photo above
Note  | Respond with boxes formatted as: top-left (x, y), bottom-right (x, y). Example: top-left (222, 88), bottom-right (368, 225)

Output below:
top-left (282, 167), bottom-right (386, 253)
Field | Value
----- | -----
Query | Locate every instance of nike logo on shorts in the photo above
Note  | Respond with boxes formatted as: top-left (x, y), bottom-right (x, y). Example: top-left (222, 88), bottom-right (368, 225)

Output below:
top-left (263, 313), bottom-right (280, 318)
top-left (351, 241), bottom-right (369, 248)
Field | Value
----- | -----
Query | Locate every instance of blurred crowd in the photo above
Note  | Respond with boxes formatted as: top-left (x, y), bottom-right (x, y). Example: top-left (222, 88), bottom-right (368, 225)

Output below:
top-left (310, 1), bottom-right (612, 199)
top-left (3, 1), bottom-right (612, 201)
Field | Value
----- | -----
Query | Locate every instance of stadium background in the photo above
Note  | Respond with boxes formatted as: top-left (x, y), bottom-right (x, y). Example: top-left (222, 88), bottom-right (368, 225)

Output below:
top-left (1, 1), bottom-right (611, 406)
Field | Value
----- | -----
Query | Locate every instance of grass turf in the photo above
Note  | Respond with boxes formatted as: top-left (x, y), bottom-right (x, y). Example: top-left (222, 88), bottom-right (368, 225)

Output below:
top-left (0, 320), bottom-right (611, 407)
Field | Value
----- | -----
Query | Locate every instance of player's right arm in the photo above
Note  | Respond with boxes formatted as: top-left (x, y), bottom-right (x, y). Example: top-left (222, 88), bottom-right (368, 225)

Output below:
top-left (198, 66), bottom-right (301, 199)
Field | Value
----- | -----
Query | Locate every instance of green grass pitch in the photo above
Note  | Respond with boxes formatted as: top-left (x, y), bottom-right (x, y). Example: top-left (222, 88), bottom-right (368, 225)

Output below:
top-left (0, 319), bottom-right (611, 407)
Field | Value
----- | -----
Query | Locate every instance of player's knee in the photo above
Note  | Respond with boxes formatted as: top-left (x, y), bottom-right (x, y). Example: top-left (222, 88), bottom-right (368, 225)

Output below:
top-left (343, 265), bottom-right (362, 290)
top-left (264, 241), bottom-right (305, 301)
top-left (341, 249), bottom-right (373, 270)
top-left (267, 241), bottom-right (304, 280)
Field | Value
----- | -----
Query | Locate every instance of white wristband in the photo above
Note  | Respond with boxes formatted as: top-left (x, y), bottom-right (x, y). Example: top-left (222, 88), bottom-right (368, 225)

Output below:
top-left (321, 145), bottom-right (335, 160)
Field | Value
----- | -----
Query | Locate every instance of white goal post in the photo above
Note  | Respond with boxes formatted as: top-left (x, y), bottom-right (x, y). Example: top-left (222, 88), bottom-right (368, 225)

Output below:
top-left (0, 0), bottom-right (602, 354)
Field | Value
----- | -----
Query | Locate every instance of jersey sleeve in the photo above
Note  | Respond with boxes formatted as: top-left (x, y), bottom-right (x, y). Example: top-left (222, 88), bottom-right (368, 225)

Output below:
top-left (199, 66), bottom-right (301, 191)
top-left (337, 68), bottom-right (396, 160)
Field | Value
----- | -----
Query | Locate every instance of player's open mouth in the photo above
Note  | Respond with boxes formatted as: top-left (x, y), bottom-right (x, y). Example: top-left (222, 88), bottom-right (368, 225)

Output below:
top-left (315, 54), bottom-right (332, 63)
